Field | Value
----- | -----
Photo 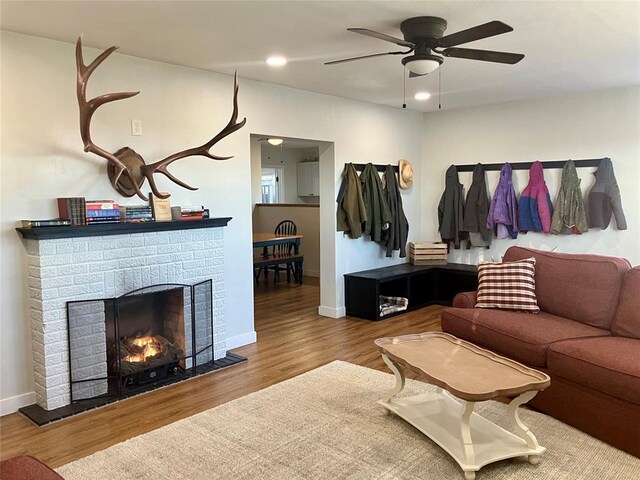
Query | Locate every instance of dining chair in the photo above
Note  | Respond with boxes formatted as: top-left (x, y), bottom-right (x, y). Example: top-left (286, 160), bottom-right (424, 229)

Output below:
top-left (262, 220), bottom-right (298, 284)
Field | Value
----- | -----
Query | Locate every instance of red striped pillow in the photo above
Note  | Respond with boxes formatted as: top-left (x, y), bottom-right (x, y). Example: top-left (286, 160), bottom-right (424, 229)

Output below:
top-left (475, 257), bottom-right (540, 312)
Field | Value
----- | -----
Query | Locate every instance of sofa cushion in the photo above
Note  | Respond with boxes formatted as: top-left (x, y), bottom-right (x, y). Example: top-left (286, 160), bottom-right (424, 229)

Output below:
top-left (441, 307), bottom-right (610, 367)
top-left (612, 267), bottom-right (640, 339)
top-left (548, 337), bottom-right (640, 406)
top-left (503, 246), bottom-right (630, 329)
top-left (476, 258), bottom-right (540, 312)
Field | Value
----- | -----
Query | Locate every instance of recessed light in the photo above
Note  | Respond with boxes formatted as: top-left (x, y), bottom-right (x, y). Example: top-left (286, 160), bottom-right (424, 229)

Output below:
top-left (266, 56), bottom-right (287, 67)
top-left (267, 138), bottom-right (283, 146)
top-left (414, 91), bottom-right (432, 101)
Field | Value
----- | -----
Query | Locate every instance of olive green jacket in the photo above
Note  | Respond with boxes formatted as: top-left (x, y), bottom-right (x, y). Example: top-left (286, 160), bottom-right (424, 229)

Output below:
top-left (380, 164), bottom-right (409, 257)
top-left (551, 160), bottom-right (588, 234)
top-left (360, 163), bottom-right (392, 242)
top-left (337, 163), bottom-right (367, 239)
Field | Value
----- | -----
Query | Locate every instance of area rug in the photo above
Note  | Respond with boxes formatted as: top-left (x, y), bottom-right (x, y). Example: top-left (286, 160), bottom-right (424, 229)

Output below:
top-left (58, 361), bottom-right (638, 479)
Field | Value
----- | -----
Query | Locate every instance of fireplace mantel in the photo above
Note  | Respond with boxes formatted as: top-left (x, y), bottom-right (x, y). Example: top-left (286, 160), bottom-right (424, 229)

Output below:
top-left (16, 217), bottom-right (232, 240)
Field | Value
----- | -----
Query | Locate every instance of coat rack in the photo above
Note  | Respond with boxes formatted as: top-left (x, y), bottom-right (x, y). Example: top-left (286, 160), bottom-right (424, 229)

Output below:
top-left (352, 163), bottom-right (399, 173)
top-left (453, 157), bottom-right (607, 172)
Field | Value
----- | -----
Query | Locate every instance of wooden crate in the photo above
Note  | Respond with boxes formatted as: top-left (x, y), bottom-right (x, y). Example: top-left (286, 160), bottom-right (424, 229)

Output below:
top-left (409, 241), bottom-right (448, 265)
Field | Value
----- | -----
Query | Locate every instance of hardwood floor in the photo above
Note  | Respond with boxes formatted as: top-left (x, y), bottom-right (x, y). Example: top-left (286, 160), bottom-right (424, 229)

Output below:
top-left (0, 276), bottom-right (444, 468)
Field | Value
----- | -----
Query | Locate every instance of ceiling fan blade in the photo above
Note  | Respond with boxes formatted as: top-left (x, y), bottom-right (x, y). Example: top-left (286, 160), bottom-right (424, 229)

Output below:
top-left (347, 28), bottom-right (414, 48)
top-left (437, 21), bottom-right (513, 47)
top-left (324, 51), bottom-right (408, 65)
top-left (442, 47), bottom-right (524, 64)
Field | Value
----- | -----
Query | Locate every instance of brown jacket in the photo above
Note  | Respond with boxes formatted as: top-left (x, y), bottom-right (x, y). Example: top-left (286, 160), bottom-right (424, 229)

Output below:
top-left (337, 163), bottom-right (367, 239)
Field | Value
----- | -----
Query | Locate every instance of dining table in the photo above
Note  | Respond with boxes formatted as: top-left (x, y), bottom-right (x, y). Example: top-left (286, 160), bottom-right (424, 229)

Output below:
top-left (252, 232), bottom-right (304, 285)
top-left (252, 232), bottom-right (303, 256)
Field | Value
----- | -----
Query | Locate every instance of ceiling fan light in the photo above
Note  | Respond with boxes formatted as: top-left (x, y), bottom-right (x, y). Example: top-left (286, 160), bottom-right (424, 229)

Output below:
top-left (414, 91), bottom-right (431, 101)
top-left (267, 138), bottom-right (284, 146)
top-left (266, 56), bottom-right (287, 67)
top-left (402, 54), bottom-right (443, 76)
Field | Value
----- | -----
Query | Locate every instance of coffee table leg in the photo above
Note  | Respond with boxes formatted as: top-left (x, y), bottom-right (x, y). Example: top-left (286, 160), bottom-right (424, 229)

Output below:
top-left (459, 401), bottom-right (477, 479)
top-left (507, 390), bottom-right (542, 464)
top-left (381, 354), bottom-right (406, 404)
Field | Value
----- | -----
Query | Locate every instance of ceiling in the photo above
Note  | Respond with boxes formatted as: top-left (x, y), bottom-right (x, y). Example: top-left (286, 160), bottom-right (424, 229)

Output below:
top-left (2, 1), bottom-right (639, 112)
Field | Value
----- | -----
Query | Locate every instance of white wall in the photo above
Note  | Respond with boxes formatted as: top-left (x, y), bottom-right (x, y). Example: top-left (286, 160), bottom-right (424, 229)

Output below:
top-left (0, 32), bottom-right (423, 411)
top-left (422, 86), bottom-right (640, 266)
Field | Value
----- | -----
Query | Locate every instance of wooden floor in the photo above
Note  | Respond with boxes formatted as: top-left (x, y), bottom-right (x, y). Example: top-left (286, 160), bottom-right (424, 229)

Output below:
top-left (0, 276), bottom-right (444, 468)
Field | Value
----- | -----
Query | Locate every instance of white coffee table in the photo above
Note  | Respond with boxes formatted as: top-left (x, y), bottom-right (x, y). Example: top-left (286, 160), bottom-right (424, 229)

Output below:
top-left (375, 332), bottom-right (551, 480)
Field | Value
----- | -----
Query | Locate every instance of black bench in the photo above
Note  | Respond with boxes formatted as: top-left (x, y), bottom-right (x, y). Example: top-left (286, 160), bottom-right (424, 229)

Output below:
top-left (344, 263), bottom-right (477, 320)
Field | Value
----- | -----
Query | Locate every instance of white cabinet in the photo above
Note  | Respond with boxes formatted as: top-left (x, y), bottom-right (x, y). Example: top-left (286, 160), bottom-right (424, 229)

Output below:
top-left (297, 162), bottom-right (320, 197)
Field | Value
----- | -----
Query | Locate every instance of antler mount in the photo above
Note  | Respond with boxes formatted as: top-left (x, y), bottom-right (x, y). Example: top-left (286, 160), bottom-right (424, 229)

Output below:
top-left (107, 147), bottom-right (146, 197)
top-left (76, 37), bottom-right (246, 201)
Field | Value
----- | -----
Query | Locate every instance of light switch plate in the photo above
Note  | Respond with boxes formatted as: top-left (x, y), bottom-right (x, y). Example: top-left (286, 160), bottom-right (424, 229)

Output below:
top-left (131, 119), bottom-right (142, 136)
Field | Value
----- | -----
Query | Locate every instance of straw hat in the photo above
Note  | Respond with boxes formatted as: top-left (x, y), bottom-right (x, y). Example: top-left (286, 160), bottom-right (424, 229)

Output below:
top-left (398, 159), bottom-right (414, 189)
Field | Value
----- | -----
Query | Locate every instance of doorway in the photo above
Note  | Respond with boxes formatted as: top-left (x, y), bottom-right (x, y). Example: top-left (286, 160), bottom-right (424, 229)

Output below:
top-left (250, 134), bottom-right (333, 314)
top-left (260, 166), bottom-right (283, 204)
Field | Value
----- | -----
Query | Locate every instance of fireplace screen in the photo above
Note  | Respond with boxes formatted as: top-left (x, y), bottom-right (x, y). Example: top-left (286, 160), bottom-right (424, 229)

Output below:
top-left (67, 280), bottom-right (213, 402)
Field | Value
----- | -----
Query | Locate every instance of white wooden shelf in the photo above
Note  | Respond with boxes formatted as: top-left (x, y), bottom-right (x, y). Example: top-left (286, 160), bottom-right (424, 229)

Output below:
top-left (380, 391), bottom-right (545, 479)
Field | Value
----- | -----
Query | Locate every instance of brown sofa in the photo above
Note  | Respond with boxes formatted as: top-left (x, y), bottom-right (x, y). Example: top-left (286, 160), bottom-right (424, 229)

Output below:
top-left (441, 246), bottom-right (640, 457)
top-left (0, 456), bottom-right (64, 480)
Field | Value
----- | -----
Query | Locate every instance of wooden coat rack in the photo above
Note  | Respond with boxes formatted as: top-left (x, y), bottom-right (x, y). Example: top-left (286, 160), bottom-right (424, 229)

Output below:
top-left (453, 157), bottom-right (607, 172)
top-left (352, 163), bottom-right (399, 173)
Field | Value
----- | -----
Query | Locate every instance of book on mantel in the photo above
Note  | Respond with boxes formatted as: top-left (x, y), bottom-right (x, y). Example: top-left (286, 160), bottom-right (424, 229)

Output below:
top-left (20, 219), bottom-right (72, 228)
top-left (150, 193), bottom-right (172, 222)
top-left (56, 197), bottom-right (87, 226)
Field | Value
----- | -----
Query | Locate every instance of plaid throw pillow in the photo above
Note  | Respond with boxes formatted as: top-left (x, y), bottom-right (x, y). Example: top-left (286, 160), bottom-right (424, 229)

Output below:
top-left (475, 257), bottom-right (540, 312)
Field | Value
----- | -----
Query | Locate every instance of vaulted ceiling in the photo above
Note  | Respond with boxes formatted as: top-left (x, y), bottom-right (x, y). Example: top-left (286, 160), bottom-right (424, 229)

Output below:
top-left (2, 1), bottom-right (639, 112)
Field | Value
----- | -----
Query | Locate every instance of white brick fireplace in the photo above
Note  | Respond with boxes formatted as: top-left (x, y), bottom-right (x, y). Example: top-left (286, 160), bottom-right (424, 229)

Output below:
top-left (22, 223), bottom-right (228, 411)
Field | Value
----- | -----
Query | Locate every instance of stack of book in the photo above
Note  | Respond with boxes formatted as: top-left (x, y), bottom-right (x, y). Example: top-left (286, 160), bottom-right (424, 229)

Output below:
top-left (86, 200), bottom-right (121, 225)
top-left (408, 242), bottom-right (448, 265)
top-left (180, 205), bottom-right (205, 221)
top-left (120, 205), bottom-right (154, 223)
top-left (57, 197), bottom-right (87, 226)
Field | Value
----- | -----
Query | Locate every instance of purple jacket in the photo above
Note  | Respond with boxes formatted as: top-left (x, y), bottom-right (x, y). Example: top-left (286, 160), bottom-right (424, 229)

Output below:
top-left (486, 163), bottom-right (518, 239)
top-left (519, 161), bottom-right (553, 233)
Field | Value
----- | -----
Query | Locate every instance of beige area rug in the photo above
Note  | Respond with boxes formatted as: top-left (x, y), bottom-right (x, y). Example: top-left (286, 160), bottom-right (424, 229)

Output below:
top-left (58, 361), bottom-right (638, 480)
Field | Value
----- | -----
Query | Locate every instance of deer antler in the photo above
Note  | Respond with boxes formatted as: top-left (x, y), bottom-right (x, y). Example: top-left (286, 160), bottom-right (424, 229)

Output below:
top-left (141, 71), bottom-right (247, 199)
top-left (75, 36), bottom-right (147, 199)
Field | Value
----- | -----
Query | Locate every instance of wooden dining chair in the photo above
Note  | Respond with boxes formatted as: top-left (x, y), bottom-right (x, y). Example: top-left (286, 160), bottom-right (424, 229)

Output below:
top-left (262, 220), bottom-right (297, 284)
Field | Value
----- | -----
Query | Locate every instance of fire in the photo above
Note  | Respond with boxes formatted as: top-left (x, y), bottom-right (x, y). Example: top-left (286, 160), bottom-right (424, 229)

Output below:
top-left (123, 335), bottom-right (163, 363)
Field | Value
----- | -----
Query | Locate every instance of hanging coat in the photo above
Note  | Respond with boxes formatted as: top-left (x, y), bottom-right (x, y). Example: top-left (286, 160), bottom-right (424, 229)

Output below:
top-left (551, 160), bottom-right (588, 235)
top-left (588, 158), bottom-right (627, 230)
top-left (486, 163), bottom-right (519, 239)
top-left (462, 163), bottom-right (491, 248)
top-left (519, 161), bottom-right (554, 233)
top-left (380, 164), bottom-right (409, 257)
top-left (438, 165), bottom-right (467, 249)
top-left (360, 163), bottom-right (391, 242)
top-left (337, 163), bottom-right (367, 239)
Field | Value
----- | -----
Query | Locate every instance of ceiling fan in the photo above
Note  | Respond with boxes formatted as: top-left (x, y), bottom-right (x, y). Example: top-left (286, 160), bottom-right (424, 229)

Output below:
top-left (325, 16), bottom-right (524, 77)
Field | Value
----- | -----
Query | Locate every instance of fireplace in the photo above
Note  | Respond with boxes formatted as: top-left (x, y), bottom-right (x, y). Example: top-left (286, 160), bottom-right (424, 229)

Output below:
top-left (17, 220), bottom-right (247, 424)
top-left (67, 282), bottom-right (213, 402)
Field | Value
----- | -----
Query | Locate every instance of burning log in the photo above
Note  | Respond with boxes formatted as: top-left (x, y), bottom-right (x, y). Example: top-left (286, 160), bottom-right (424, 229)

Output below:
top-left (119, 332), bottom-right (184, 375)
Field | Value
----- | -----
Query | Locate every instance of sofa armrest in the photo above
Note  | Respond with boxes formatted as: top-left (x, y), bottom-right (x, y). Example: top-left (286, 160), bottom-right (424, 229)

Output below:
top-left (452, 291), bottom-right (477, 309)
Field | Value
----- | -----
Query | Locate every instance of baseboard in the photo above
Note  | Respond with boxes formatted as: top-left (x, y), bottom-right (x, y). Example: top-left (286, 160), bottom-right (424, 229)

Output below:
top-left (1, 391), bottom-right (36, 416)
top-left (304, 269), bottom-right (320, 278)
top-left (226, 331), bottom-right (257, 350)
top-left (318, 305), bottom-right (346, 318)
